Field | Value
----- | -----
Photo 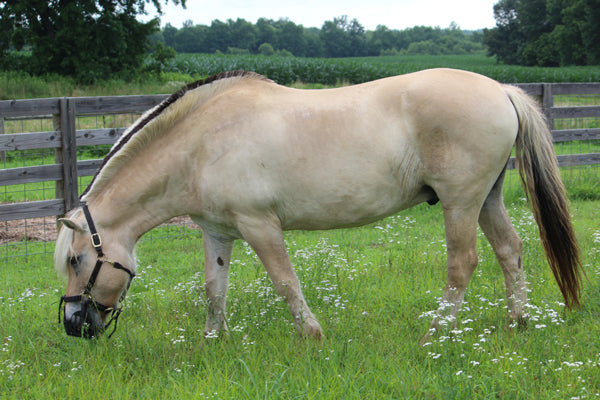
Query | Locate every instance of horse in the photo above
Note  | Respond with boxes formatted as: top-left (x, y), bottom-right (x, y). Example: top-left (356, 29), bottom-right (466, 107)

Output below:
top-left (54, 69), bottom-right (582, 341)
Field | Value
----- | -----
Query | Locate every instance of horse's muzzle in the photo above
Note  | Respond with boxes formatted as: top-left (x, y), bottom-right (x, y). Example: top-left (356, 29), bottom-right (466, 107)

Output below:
top-left (61, 301), bottom-right (105, 339)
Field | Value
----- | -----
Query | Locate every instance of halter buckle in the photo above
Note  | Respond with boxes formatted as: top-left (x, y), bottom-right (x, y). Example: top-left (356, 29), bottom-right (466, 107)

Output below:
top-left (90, 232), bottom-right (102, 249)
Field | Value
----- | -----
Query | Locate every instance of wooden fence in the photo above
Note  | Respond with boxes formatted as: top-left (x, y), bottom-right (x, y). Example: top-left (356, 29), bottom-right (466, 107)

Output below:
top-left (1, 82), bottom-right (600, 224)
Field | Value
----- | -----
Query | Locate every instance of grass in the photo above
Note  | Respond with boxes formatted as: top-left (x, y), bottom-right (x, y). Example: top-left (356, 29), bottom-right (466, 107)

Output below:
top-left (1, 198), bottom-right (599, 399)
top-left (0, 70), bottom-right (191, 100)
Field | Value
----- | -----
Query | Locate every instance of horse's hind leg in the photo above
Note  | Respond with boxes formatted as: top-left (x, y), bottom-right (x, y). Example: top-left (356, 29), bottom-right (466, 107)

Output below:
top-left (422, 205), bottom-right (480, 344)
top-left (202, 230), bottom-right (234, 337)
top-left (478, 172), bottom-right (527, 325)
top-left (237, 215), bottom-right (323, 339)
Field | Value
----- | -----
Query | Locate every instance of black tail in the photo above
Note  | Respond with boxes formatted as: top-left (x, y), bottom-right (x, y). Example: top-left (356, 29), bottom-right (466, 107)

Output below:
top-left (505, 85), bottom-right (583, 308)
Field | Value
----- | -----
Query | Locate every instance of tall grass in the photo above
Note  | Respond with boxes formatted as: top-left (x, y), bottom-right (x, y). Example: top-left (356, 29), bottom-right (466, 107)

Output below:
top-left (0, 71), bottom-right (192, 100)
top-left (1, 199), bottom-right (599, 398)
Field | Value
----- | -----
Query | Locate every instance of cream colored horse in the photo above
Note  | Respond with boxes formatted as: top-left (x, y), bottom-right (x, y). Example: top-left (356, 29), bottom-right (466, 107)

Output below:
top-left (54, 69), bottom-right (582, 340)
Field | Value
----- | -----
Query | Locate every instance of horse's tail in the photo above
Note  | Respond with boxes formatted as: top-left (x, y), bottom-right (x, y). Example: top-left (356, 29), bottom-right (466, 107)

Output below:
top-left (504, 85), bottom-right (583, 309)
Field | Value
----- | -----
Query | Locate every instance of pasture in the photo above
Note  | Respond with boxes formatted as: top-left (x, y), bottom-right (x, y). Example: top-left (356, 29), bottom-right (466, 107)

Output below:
top-left (1, 54), bottom-right (599, 398)
top-left (1, 190), bottom-right (599, 398)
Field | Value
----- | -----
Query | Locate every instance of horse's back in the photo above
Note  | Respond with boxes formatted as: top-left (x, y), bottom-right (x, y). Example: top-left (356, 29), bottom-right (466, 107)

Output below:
top-left (190, 69), bottom-right (519, 232)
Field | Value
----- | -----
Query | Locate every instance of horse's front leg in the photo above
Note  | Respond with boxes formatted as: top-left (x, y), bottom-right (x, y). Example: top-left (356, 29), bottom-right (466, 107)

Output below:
top-left (237, 215), bottom-right (323, 339)
top-left (202, 230), bottom-right (234, 337)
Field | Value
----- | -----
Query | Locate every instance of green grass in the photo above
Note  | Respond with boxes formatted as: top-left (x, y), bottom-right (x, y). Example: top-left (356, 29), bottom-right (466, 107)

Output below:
top-left (0, 70), bottom-right (194, 100)
top-left (1, 199), bottom-right (599, 399)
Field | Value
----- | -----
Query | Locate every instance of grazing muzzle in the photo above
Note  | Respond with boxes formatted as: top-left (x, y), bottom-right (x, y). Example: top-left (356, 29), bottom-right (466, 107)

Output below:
top-left (58, 204), bottom-right (135, 339)
top-left (59, 293), bottom-right (111, 338)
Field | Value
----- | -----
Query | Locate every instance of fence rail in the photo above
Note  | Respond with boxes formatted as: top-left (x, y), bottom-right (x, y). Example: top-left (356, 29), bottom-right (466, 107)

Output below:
top-left (1, 83), bottom-right (600, 224)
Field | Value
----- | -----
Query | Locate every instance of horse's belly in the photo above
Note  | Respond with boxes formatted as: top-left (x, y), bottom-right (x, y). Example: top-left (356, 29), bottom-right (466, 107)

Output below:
top-left (275, 179), bottom-right (429, 231)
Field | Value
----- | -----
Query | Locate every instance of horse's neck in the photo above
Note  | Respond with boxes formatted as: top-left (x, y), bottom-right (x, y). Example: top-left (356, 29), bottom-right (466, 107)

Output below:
top-left (87, 140), bottom-right (190, 242)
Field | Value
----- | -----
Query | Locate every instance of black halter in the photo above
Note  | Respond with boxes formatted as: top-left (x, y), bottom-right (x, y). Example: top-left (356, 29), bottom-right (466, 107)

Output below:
top-left (58, 204), bottom-right (135, 338)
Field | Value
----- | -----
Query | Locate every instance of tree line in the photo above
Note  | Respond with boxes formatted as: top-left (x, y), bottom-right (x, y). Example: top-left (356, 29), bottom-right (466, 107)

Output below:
top-left (152, 17), bottom-right (484, 58)
top-left (1, 0), bottom-right (597, 84)
top-left (483, 0), bottom-right (600, 66)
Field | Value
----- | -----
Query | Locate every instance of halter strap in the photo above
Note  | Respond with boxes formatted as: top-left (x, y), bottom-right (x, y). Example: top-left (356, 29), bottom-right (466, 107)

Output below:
top-left (59, 204), bottom-right (136, 338)
top-left (82, 203), bottom-right (103, 257)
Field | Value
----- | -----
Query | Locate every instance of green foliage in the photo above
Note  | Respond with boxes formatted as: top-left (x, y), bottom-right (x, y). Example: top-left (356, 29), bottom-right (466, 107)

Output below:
top-left (226, 47), bottom-right (251, 55)
top-left (258, 43), bottom-right (275, 56)
top-left (407, 40), bottom-right (441, 55)
top-left (320, 16), bottom-right (368, 57)
top-left (143, 41), bottom-right (177, 77)
top-left (484, 0), bottom-right (600, 66)
top-left (161, 17), bottom-right (484, 58)
top-left (0, 0), bottom-right (185, 83)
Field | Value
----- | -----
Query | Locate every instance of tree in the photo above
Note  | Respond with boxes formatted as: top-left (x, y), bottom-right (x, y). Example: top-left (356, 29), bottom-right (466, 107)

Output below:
top-left (256, 18), bottom-right (278, 50)
top-left (484, 0), bottom-right (600, 66)
top-left (205, 19), bottom-right (231, 53)
top-left (581, 0), bottom-right (600, 64)
top-left (483, 0), bottom-right (524, 64)
top-left (228, 18), bottom-right (257, 52)
top-left (173, 23), bottom-right (207, 53)
top-left (0, 0), bottom-right (186, 82)
top-left (368, 25), bottom-right (397, 55)
top-left (156, 16), bottom-right (484, 59)
top-left (320, 16), bottom-right (367, 57)
top-left (278, 20), bottom-right (306, 56)
top-left (258, 42), bottom-right (275, 56)
top-left (162, 23), bottom-right (178, 48)
top-left (144, 40), bottom-right (176, 76)
top-left (304, 28), bottom-right (324, 57)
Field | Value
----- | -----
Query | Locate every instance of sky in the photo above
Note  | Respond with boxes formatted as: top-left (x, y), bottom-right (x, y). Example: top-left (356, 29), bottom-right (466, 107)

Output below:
top-left (140, 0), bottom-right (499, 31)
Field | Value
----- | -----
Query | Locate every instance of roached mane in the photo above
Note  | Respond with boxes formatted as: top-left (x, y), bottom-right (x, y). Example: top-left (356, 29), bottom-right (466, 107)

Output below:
top-left (81, 70), bottom-right (271, 201)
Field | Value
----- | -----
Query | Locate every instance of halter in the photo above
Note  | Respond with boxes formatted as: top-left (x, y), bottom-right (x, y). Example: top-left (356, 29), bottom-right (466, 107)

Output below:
top-left (58, 204), bottom-right (135, 338)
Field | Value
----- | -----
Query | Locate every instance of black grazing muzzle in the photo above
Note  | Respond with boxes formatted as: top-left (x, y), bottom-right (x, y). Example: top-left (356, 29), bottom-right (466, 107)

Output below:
top-left (58, 204), bottom-right (135, 339)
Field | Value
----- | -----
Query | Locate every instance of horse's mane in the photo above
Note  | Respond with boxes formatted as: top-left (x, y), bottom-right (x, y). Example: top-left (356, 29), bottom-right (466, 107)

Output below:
top-left (81, 70), bottom-right (271, 201)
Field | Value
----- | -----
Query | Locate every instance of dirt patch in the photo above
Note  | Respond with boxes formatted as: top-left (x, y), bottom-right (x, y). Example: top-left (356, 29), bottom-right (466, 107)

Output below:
top-left (0, 215), bottom-right (195, 245)
top-left (0, 217), bottom-right (57, 244)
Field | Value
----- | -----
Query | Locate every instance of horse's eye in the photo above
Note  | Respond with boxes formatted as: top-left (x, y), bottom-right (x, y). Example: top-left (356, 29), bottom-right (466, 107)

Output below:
top-left (69, 256), bottom-right (81, 267)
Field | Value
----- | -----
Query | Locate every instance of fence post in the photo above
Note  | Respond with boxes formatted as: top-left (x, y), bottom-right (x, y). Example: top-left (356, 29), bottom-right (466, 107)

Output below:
top-left (54, 98), bottom-right (79, 216)
top-left (542, 83), bottom-right (554, 131)
top-left (0, 116), bottom-right (5, 163)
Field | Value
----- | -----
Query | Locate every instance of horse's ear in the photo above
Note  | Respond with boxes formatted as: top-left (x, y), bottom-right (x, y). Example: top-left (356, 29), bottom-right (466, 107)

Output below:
top-left (58, 218), bottom-right (85, 232)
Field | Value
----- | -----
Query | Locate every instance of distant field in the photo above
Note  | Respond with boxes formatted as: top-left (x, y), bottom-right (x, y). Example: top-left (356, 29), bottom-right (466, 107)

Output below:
top-left (2, 54), bottom-right (600, 100)
top-left (163, 53), bottom-right (600, 85)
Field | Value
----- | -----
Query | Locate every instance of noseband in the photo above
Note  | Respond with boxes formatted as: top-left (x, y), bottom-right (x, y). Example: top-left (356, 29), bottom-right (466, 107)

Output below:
top-left (58, 204), bottom-right (135, 338)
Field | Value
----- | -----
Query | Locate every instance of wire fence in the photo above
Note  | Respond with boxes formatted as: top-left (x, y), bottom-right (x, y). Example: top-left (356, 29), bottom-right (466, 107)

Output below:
top-left (1, 99), bottom-right (199, 261)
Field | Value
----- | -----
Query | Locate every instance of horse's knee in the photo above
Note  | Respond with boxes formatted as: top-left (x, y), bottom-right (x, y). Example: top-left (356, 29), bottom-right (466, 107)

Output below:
top-left (446, 248), bottom-right (478, 289)
top-left (495, 237), bottom-right (523, 268)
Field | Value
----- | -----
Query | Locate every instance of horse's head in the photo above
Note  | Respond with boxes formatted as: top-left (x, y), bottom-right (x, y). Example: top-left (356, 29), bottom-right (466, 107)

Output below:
top-left (55, 205), bottom-right (135, 339)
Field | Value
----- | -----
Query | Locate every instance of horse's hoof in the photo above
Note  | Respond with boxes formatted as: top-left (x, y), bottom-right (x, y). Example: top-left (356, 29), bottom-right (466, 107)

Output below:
top-left (300, 319), bottom-right (324, 340)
